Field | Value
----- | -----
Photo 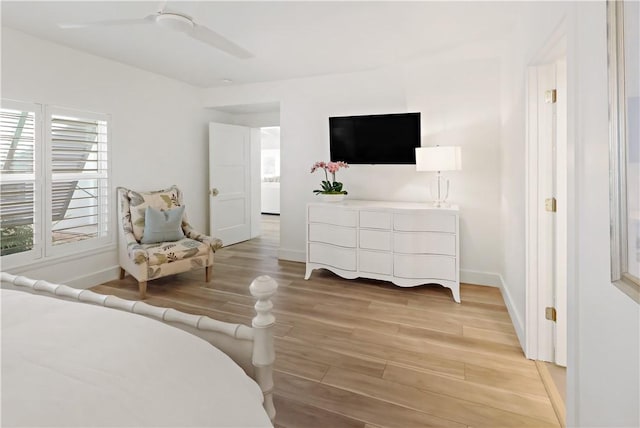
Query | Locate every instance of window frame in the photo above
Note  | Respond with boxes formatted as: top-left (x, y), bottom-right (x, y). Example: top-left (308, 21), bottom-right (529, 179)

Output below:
top-left (0, 100), bottom-right (113, 268)
top-left (1, 100), bottom-right (43, 265)
top-left (44, 106), bottom-right (112, 258)
top-left (608, 0), bottom-right (640, 303)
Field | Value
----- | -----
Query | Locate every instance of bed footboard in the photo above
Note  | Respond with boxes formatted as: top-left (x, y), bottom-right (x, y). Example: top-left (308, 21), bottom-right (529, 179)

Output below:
top-left (0, 272), bottom-right (278, 421)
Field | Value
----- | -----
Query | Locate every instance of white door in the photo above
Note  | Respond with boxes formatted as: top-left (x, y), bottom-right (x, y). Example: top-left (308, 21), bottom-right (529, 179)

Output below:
top-left (209, 122), bottom-right (251, 246)
top-left (554, 58), bottom-right (568, 367)
top-left (536, 60), bottom-right (567, 367)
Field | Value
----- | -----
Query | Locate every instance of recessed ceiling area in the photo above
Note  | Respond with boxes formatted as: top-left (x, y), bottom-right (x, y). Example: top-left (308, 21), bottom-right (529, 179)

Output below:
top-left (212, 102), bottom-right (280, 115)
top-left (1, 1), bottom-right (521, 88)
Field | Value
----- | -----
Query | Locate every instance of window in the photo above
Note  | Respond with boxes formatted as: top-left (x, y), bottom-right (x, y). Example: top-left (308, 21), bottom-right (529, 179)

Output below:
top-left (0, 101), bottom-right (39, 260)
top-left (0, 101), bottom-right (111, 265)
top-left (608, 0), bottom-right (640, 303)
top-left (47, 108), bottom-right (110, 253)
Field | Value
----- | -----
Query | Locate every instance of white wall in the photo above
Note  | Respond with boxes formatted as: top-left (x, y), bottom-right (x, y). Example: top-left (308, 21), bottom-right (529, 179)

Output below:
top-left (202, 54), bottom-right (504, 285)
top-left (1, 28), bottom-right (216, 286)
top-left (571, 3), bottom-right (639, 426)
top-left (500, 2), bottom-right (640, 426)
top-left (250, 128), bottom-right (262, 237)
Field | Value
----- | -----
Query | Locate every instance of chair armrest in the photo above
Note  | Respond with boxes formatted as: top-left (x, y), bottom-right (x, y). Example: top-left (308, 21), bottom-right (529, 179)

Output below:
top-left (124, 231), bottom-right (149, 264)
top-left (183, 223), bottom-right (223, 252)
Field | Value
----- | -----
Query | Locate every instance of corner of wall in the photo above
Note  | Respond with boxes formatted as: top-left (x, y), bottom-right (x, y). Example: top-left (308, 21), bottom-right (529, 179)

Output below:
top-left (498, 274), bottom-right (526, 353)
top-left (277, 248), bottom-right (306, 263)
top-left (64, 266), bottom-right (121, 289)
top-left (460, 269), bottom-right (502, 287)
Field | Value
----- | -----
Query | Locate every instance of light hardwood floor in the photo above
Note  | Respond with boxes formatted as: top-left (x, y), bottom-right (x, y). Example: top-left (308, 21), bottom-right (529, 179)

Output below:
top-left (94, 215), bottom-right (560, 428)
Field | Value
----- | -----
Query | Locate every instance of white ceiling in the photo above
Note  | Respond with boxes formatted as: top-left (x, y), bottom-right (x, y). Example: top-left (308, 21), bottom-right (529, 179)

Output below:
top-left (1, 1), bottom-right (521, 88)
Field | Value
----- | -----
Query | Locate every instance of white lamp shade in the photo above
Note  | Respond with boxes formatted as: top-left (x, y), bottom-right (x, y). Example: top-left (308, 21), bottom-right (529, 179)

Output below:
top-left (415, 146), bottom-right (462, 172)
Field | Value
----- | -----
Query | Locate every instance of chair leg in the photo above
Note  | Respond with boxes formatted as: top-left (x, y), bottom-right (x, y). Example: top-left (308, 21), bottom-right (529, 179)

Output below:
top-left (119, 268), bottom-right (126, 280)
top-left (138, 281), bottom-right (147, 299)
top-left (205, 266), bottom-right (212, 283)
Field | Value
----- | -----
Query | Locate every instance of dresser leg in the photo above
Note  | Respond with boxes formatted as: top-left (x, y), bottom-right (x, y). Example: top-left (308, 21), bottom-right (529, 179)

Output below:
top-left (451, 285), bottom-right (461, 303)
top-left (304, 266), bottom-right (312, 280)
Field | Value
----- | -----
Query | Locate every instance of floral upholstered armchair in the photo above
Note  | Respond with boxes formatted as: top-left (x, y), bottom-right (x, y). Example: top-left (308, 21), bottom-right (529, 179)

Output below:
top-left (117, 186), bottom-right (223, 299)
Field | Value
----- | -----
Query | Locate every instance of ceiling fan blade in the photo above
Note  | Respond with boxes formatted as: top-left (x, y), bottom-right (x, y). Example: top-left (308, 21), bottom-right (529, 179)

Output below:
top-left (59, 16), bottom-right (155, 30)
top-left (190, 24), bottom-right (253, 59)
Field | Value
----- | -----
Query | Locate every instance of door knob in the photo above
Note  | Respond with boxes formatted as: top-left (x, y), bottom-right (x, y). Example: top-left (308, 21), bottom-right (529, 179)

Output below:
top-left (210, 188), bottom-right (219, 197)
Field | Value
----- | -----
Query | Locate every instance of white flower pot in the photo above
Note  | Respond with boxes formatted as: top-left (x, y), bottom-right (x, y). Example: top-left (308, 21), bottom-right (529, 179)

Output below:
top-left (317, 193), bottom-right (346, 202)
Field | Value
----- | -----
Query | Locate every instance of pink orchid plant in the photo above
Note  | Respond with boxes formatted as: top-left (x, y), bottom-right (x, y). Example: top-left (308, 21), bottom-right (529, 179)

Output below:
top-left (310, 161), bottom-right (349, 195)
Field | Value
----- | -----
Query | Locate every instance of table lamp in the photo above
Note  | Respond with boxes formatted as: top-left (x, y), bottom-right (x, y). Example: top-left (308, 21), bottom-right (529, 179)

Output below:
top-left (415, 146), bottom-right (462, 207)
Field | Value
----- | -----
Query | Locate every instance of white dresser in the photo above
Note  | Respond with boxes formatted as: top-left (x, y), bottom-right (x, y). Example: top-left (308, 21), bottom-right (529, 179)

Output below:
top-left (305, 200), bottom-right (460, 302)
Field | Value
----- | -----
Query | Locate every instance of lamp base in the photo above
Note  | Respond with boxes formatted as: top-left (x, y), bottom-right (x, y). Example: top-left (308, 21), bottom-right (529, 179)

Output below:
top-left (432, 200), bottom-right (451, 208)
top-left (429, 174), bottom-right (450, 207)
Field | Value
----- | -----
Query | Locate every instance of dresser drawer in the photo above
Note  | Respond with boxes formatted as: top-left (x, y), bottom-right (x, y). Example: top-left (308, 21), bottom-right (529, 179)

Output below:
top-left (393, 232), bottom-right (455, 255)
top-left (393, 213), bottom-right (456, 233)
top-left (360, 229), bottom-right (391, 251)
top-left (360, 211), bottom-right (391, 229)
top-left (309, 223), bottom-right (356, 247)
top-left (394, 254), bottom-right (456, 281)
top-left (309, 243), bottom-right (357, 271)
top-left (309, 205), bottom-right (357, 227)
top-left (360, 250), bottom-right (392, 275)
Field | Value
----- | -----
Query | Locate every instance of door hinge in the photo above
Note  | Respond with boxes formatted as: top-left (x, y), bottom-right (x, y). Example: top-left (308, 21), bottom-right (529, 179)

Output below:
top-left (545, 89), bottom-right (557, 104)
top-left (545, 307), bottom-right (557, 322)
top-left (545, 197), bottom-right (557, 212)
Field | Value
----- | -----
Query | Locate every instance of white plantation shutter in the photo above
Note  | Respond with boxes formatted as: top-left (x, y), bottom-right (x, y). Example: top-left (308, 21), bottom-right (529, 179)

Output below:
top-left (47, 109), bottom-right (109, 248)
top-left (1, 109), bottom-right (36, 174)
top-left (0, 103), bottom-right (40, 257)
top-left (0, 100), bottom-right (112, 266)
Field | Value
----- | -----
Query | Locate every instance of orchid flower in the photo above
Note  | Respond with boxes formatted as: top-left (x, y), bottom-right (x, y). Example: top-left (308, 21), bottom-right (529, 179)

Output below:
top-left (310, 160), bottom-right (349, 195)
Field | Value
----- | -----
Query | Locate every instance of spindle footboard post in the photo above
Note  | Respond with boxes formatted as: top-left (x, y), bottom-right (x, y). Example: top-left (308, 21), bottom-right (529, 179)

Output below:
top-left (249, 275), bottom-right (278, 422)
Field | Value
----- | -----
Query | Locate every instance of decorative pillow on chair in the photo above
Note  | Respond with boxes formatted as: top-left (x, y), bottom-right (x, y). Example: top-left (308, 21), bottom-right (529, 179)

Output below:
top-left (141, 205), bottom-right (186, 244)
top-left (128, 186), bottom-right (181, 241)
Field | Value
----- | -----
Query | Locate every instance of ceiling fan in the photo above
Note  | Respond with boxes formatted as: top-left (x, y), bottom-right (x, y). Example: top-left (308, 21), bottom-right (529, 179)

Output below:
top-left (58, 6), bottom-right (253, 59)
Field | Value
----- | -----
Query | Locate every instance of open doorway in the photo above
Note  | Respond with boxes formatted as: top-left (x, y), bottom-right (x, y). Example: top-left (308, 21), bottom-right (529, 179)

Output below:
top-left (206, 101), bottom-right (280, 246)
top-left (260, 127), bottom-right (280, 216)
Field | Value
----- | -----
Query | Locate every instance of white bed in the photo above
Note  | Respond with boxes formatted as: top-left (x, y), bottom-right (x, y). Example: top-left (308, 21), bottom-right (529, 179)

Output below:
top-left (1, 272), bottom-right (277, 427)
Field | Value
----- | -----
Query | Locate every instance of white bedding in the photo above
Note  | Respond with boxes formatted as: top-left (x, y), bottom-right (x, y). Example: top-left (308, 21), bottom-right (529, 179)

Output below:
top-left (1, 289), bottom-right (272, 427)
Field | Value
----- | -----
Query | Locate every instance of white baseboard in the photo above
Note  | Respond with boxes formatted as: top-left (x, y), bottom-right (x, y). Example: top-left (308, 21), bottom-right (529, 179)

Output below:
top-left (2, 265), bottom-right (120, 290)
top-left (64, 266), bottom-right (121, 289)
top-left (278, 248), bottom-right (305, 263)
top-left (460, 269), bottom-right (501, 287)
top-left (498, 274), bottom-right (526, 353)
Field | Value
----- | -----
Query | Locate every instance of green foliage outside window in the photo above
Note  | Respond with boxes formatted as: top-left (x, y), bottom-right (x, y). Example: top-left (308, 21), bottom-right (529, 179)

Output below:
top-left (1, 225), bottom-right (33, 256)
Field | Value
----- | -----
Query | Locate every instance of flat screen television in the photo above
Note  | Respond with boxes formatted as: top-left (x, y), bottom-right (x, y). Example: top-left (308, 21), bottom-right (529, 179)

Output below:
top-left (329, 112), bottom-right (421, 164)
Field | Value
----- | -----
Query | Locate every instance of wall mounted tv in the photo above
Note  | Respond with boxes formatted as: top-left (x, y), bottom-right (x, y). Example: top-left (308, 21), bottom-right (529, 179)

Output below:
top-left (329, 112), bottom-right (421, 164)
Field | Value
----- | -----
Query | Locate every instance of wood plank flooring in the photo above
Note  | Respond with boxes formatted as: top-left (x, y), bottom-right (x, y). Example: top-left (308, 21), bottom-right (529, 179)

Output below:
top-left (93, 215), bottom-right (560, 428)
